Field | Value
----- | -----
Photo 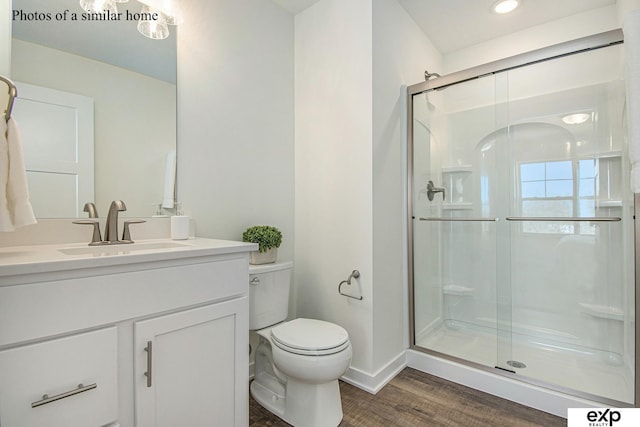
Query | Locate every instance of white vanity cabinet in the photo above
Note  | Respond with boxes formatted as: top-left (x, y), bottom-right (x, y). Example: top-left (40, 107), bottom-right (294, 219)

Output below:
top-left (0, 327), bottom-right (119, 427)
top-left (0, 238), bottom-right (256, 427)
top-left (134, 298), bottom-right (248, 427)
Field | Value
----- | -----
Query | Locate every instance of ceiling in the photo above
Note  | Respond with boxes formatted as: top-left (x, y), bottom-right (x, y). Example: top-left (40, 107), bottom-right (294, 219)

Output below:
top-left (11, 0), bottom-right (617, 82)
top-left (273, 0), bottom-right (617, 54)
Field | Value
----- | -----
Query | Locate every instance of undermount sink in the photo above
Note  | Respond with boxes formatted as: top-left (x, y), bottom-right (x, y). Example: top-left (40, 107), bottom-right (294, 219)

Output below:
top-left (58, 241), bottom-right (191, 256)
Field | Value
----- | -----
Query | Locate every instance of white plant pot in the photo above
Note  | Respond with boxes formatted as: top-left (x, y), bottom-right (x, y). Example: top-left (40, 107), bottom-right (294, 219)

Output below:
top-left (249, 248), bottom-right (277, 265)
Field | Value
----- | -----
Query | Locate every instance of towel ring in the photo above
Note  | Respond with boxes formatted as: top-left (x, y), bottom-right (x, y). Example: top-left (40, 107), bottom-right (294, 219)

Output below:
top-left (0, 75), bottom-right (17, 122)
top-left (338, 270), bottom-right (363, 300)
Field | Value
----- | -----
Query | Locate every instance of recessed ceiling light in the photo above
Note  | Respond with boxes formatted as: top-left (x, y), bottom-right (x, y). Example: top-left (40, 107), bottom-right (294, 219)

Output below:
top-left (562, 113), bottom-right (591, 125)
top-left (492, 0), bottom-right (520, 14)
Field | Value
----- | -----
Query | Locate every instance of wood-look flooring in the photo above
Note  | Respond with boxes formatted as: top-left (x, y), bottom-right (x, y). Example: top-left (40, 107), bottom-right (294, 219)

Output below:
top-left (249, 367), bottom-right (566, 426)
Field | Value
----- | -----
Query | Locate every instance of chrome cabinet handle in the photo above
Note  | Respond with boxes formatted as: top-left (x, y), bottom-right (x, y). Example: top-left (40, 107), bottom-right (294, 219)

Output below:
top-left (144, 341), bottom-right (153, 387)
top-left (31, 383), bottom-right (97, 408)
top-left (250, 277), bottom-right (260, 285)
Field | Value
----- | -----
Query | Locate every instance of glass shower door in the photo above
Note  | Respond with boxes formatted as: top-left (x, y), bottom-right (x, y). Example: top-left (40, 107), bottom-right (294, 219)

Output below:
top-left (499, 44), bottom-right (634, 403)
top-left (411, 73), bottom-right (507, 370)
top-left (411, 42), bottom-right (634, 404)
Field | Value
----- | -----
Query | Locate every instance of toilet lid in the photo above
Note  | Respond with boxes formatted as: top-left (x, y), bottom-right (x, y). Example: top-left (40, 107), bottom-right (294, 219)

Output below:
top-left (271, 318), bottom-right (350, 356)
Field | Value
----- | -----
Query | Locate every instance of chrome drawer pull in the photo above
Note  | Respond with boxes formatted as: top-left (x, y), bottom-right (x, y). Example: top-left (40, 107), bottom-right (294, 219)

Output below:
top-left (31, 383), bottom-right (97, 408)
top-left (144, 341), bottom-right (153, 387)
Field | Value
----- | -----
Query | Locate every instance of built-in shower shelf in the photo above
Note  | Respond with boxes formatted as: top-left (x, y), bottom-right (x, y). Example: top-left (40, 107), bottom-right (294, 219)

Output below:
top-left (442, 165), bottom-right (473, 173)
top-left (595, 200), bottom-right (623, 208)
top-left (593, 150), bottom-right (621, 159)
top-left (579, 303), bottom-right (624, 321)
top-left (443, 285), bottom-right (474, 296)
top-left (442, 203), bottom-right (473, 210)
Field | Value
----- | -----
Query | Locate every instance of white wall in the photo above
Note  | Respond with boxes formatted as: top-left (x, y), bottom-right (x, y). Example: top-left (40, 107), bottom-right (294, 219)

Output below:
top-left (177, 0), bottom-right (294, 262)
top-left (295, 0), bottom-right (441, 384)
top-left (11, 40), bottom-right (175, 217)
top-left (619, 0), bottom-right (640, 24)
top-left (445, 5), bottom-right (619, 74)
top-left (0, 0), bottom-right (9, 76)
top-left (294, 0), bottom-right (374, 373)
top-left (371, 0), bottom-right (441, 372)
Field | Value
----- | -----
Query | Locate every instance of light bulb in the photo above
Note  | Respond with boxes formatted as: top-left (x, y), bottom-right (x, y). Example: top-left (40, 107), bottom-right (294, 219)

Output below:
top-left (562, 113), bottom-right (591, 125)
top-left (492, 0), bottom-right (520, 14)
top-left (137, 5), bottom-right (170, 40)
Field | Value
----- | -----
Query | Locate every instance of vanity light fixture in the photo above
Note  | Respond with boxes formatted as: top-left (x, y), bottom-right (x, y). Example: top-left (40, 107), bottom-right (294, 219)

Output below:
top-left (138, 0), bottom-right (183, 25)
top-left (78, 0), bottom-right (182, 40)
top-left (492, 0), bottom-right (520, 14)
top-left (562, 112), bottom-right (591, 125)
top-left (136, 0), bottom-right (183, 39)
top-left (79, 0), bottom-right (118, 13)
top-left (137, 5), bottom-right (170, 40)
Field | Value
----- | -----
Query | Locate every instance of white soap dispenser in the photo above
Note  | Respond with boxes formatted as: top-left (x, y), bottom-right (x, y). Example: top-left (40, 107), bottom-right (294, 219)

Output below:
top-left (170, 203), bottom-right (190, 240)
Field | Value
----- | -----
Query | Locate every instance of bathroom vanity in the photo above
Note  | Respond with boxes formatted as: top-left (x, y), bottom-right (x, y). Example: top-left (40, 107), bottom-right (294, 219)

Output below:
top-left (0, 238), bottom-right (256, 427)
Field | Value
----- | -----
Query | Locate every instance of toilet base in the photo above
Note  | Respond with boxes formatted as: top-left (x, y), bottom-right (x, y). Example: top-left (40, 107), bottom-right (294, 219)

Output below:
top-left (250, 377), bottom-right (344, 427)
top-left (251, 379), bottom-right (285, 416)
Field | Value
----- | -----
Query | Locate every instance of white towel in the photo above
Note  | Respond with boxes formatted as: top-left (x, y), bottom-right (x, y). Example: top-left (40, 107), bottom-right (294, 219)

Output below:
top-left (0, 118), bottom-right (12, 231)
top-left (0, 116), bottom-right (37, 231)
top-left (624, 9), bottom-right (640, 192)
top-left (162, 149), bottom-right (176, 209)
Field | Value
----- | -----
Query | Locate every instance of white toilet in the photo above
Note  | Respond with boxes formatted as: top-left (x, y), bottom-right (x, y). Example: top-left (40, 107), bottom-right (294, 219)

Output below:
top-left (249, 261), bottom-right (352, 427)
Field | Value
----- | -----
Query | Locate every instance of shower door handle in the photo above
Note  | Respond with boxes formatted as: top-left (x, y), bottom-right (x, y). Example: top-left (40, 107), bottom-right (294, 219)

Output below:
top-left (426, 181), bottom-right (445, 201)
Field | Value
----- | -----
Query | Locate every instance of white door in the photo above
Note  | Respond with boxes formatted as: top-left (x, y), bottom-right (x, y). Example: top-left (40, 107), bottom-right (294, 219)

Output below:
top-left (134, 298), bottom-right (249, 427)
top-left (12, 82), bottom-right (94, 218)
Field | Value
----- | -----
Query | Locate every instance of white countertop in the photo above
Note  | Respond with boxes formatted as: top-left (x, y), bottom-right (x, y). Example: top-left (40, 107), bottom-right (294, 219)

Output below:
top-left (0, 238), bottom-right (258, 278)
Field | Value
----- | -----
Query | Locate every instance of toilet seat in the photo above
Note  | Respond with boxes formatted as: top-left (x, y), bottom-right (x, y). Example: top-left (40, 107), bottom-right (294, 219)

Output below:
top-left (271, 318), bottom-right (350, 356)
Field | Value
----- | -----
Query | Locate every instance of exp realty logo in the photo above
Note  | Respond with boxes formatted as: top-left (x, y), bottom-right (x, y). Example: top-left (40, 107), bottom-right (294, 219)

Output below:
top-left (586, 409), bottom-right (620, 426)
top-left (568, 408), bottom-right (640, 427)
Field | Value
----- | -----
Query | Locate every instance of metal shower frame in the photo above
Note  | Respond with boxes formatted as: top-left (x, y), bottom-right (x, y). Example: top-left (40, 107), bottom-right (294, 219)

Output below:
top-left (405, 28), bottom-right (639, 407)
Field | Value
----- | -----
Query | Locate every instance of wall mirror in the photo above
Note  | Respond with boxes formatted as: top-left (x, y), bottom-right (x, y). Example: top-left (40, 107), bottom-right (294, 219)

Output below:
top-left (11, 0), bottom-right (177, 218)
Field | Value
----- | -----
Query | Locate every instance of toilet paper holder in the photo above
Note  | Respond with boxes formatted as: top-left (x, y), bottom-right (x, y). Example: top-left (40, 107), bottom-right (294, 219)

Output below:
top-left (338, 270), bottom-right (363, 300)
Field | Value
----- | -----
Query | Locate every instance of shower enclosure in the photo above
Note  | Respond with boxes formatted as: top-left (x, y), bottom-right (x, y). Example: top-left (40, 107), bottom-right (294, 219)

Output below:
top-left (407, 30), bottom-right (637, 405)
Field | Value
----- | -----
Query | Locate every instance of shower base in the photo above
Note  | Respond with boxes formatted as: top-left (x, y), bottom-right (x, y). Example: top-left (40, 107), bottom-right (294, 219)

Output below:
top-left (416, 322), bottom-right (633, 404)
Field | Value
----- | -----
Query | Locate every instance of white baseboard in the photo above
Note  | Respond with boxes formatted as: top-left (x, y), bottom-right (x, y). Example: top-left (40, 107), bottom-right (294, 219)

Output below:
top-left (251, 352), bottom-right (406, 395)
top-left (341, 351), bottom-right (407, 394)
top-left (406, 349), bottom-right (607, 418)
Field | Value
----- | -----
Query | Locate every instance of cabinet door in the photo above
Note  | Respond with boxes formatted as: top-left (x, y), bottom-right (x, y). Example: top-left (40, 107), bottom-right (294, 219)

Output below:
top-left (0, 327), bottom-right (118, 427)
top-left (134, 298), bottom-right (248, 427)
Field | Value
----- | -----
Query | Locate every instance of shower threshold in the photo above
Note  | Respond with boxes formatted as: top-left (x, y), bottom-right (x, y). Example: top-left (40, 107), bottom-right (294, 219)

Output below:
top-left (416, 322), bottom-right (633, 404)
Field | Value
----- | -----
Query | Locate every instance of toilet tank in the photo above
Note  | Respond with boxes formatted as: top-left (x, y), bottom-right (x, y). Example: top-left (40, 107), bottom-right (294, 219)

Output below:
top-left (249, 261), bottom-right (293, 330)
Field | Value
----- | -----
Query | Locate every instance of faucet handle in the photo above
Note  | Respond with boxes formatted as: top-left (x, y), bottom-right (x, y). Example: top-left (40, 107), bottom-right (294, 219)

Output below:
top-left (83, 202), bottom-right (99, 218)
top-left (122, 219), bottom-right (147, 243)
top-left (73, 220), bottom-right (102, 246)
top-left (426, 180), bottom-right (446, 201)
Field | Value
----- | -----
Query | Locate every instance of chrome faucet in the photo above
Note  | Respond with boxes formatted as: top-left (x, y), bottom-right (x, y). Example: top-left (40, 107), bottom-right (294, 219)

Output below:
top-left (104, 200), bottom-right (127, 244)
top-left (75, 200), bottom-right (146, 246)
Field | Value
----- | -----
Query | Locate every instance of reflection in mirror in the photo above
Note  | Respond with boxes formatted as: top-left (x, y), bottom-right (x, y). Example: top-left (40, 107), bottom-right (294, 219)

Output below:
top-left (11, 0), bottom-right (177, 218)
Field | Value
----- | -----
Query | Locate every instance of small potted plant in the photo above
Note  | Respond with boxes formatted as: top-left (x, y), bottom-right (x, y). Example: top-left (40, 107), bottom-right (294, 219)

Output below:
top-left (242, 225), bottom-right (282, 264)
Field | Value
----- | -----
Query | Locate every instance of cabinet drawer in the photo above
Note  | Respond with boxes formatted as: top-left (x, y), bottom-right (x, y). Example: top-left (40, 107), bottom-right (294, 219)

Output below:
top-left (0, 327), bottom-right (118, 427)
top-left (0, 257), bottom-right (249, 346)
